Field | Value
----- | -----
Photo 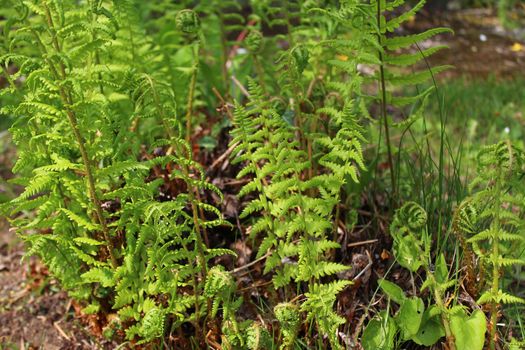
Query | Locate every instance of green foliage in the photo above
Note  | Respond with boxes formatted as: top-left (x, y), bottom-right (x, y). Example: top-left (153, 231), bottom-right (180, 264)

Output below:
top-left (3, 0), bottom-right (519, 348)
top-left (390, 202), bottom-right (430, 272)
top-left (1, 0), bottom-right (229, 343)
top-left (231, 78), bottom-right (358, 347)
top-left (367, 278), bottom-right (429, 346)
top-left (322, 0), bottom-right (452, 199)
top-left (379, 201), bottom-right (487, 350)
top-left (274, 303), bottom-right (301, 350)
top-left (456, 141), bottom-right (525, 349)
top-left (411, 305), bottom-right (446, 346)
top-left (176, 9), bottom-right (200, 34)
top-left (246, 322), bottom-right (273, 350)
top-left (301, 280), bottom-right (352, 349)
top-left (450, 309), bottom-right (487, 350)
top-left (245, 30), bottom-right (263, 54)
top-left (362, 310), bottom-right (397, 350)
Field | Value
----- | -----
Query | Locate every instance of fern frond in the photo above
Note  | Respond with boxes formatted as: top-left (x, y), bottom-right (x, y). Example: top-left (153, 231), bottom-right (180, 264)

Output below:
top-left (384, 28), bottom-right (454, 50)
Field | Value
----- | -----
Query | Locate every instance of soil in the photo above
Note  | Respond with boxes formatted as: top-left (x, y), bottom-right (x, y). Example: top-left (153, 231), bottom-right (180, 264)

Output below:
top-left (0, 136), bottom-right (116, 349)
top-left (416, 8), bottom-right (525, 79)
top-left (0, 216), bottom-right (118, 349)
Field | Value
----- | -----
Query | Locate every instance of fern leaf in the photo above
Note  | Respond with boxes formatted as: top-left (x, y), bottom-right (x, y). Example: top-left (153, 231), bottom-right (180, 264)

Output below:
top-left (61, 208), bottom-right (100, 231)
top-left (384, 28), bottom-right (454, 50)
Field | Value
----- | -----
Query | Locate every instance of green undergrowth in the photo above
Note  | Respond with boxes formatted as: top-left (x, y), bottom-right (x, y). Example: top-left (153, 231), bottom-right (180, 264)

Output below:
top-left (0, 1), bottom-right (525, 349)
top-left (430, 77), bottom-right (525, 144)
top-left (411, 77), bottom-right (525, 186)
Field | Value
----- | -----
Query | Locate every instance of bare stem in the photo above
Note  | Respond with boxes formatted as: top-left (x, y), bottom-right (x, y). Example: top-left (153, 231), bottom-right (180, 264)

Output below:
top-left (489, 173), bottom-right (503, 350)
top-left (185, 43), bottom-right (199, 145)
top-left (376, 1), bottom-right (397, 207)
top-left (252, 54), bottom-right (267, 94)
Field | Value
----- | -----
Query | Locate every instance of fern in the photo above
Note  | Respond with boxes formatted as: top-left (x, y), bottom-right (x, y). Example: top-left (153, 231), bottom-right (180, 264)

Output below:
top-left (388, 202), bottom-right (459, 349)
top-left (231, 72), bottom-right (361, 347)
top-left (455, 141), bottom-right (525, 350)
top-left (2, 1), bottom-right (231, 344)
top-left (317, 0), bottom-right (450, 201)
top-left (1, 1), bottom-right (484, 348)
top-left (301, 280), bottom-right (352, 350)
top-left (274, 302), bottom-right (301, 350)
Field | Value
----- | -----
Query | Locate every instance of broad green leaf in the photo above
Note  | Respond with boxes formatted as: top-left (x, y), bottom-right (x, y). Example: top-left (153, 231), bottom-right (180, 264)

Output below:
top-left (435, 253), bottom-right (448, 284)
top-left (412, 305), bottom-right (445, 346)
top-left (450, 309), bottom-right (486, 350)
top-left (378, 279), bottom-right (406, 304)
top-left (396, 297), bottom-right (424, 340)
top-left (362, 311), bottom-right (397, 350)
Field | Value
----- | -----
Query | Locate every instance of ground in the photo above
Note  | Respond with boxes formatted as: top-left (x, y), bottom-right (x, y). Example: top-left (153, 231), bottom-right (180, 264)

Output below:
top-left (0, 215), bottom-right (119, 349)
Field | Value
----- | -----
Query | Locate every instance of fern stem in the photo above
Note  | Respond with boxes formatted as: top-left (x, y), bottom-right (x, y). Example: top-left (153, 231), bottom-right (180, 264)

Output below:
top-left (1, 65), bottom-right (17, 90)
top-left (145, 75), bottom-right (175, 139)
top-left (59, 62), bottom-right (118, 268)
top-left (376, 0), bottom-right (397, 207)
top-left (333, 203), bottom-right (341, 243)
top-left (42, 3), bottom-right (117, 268)
top-left (217, 11), bottom-right (230, 90)
top-left (179, 235), bottom-right (204, 338)
top-left (88, 0), bottom-right (104, 94)
top-left (284, 6), bottom-right (295, 49)
top-left (290, 91), bottom-right (307, 174)
top-left (147, 74), bottom-right (211, 257)
top-left (145, 76), bottom-right (209, 290)
top-left (428, 273), bottom-right (456, 350)
top-left (252, 55), bottom-right (267, 95)
top-left (187, 175), bottom-right (213, 340)
top-left (489, 174), bottom-right (503, 350)
top-left (185, 43), bottom-right (199, 145)
top-left (170, 148), bottom-right (211, 338)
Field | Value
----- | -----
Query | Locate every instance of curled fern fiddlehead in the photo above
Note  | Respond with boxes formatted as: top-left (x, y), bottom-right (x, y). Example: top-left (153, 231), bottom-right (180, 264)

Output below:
top-left (390, 201), bottom-right (429, 272)
top-left (176, 9), bottom-right (201, 34)
top-left (452, 198), bottom-right (482, 297)
top-left (246, 29), bottom-right (263, 54)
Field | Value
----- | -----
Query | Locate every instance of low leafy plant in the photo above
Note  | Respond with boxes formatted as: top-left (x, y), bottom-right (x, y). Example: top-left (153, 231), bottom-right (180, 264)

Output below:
top-left (364, 202), bottom-right (487, 350)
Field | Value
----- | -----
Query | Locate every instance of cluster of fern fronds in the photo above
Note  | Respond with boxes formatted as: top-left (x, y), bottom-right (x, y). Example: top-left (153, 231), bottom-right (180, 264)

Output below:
top-left (0, 0), bottom-right (232, 344)
top-left (1, 0), bottom-right (523, 349)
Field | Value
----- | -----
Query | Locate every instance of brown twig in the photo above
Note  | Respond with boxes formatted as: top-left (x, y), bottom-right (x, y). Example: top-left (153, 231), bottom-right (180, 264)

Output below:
top-left (231, 76), bottom-right (250, 97)
top-left (208, 141), bottom-right (239, 172)
top-left (230, 251), bottom-right (272, 275)
top-left (347, 239), bottom-right (379, 248)
top-left (53, 321), bottom-right (71, 341)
